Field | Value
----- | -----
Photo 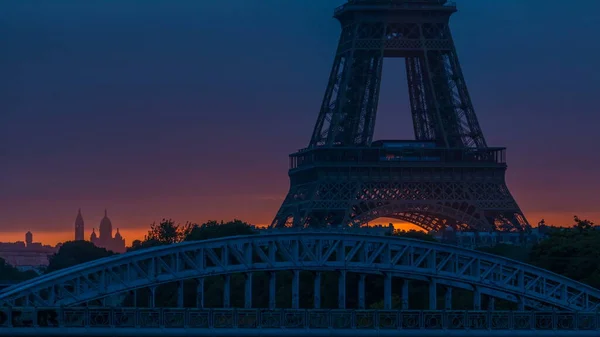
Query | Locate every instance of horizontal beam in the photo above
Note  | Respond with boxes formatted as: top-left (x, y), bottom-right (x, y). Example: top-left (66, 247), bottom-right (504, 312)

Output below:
top-left (1, 308), bottom-right (599, 333)
top-left (1, 328), bottom-right (599, 337)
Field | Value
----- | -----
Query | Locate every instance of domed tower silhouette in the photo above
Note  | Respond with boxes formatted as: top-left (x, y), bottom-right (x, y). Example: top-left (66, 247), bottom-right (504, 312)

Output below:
top-left (114, 228), bottom-right (122, 240)
top-left (91, 210), bottom-right (126, 253)
top-left (99, 209), bottom-right (113, 240)
top-left (74, 208), bottom-right (85, 241)
top-left (114, 228), bottom-right (125, 249)
top-left (90, 228), bottom-right (97, 241)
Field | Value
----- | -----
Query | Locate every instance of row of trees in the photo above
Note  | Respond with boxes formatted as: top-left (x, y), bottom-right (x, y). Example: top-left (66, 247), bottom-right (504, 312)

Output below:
top-left (1, 216), bottom-right (598, 308)
top-left (477, 217), bottom-right (600, 289)
top-left (0, 259), bottom-right (38, 283)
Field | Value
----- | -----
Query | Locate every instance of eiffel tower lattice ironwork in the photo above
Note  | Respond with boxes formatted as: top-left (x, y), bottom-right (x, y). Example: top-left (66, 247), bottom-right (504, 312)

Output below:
top-left (270, 0), bottom-right (530, 233)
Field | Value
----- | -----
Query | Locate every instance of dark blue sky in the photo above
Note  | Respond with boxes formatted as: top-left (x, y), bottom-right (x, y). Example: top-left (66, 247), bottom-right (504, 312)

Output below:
top-left (1, 0), bottom-right (600, 244)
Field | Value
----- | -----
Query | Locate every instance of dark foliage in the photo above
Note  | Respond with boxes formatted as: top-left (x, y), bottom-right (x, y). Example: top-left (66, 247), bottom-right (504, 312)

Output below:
top-left (46, 240), bottom-right (114, 273)
top-left (0, 258), bottom-right (37, 282)
top-left (528, 217), bottom-right (600, 288)
top-left (392, 229), bottom-right (437, 242)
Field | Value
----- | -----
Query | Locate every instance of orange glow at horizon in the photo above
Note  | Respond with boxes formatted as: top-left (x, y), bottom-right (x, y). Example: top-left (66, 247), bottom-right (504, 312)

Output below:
top-left (0, 221), bottom-right (422, 247)
top-left (1, 212), bottom-right (596, 247)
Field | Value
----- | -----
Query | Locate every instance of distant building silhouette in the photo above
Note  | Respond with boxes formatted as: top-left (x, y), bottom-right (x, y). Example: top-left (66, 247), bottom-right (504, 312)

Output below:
top-left (0, 231), bottom-right (58, 268)
top-left (25, 231), bottom-right (32, 247)
top-left (75, 208), bottom-right (84, 241)
top-left (431, 225), bottom-right (547, 249)
top-left (90, 210), bottom-right (126, 253)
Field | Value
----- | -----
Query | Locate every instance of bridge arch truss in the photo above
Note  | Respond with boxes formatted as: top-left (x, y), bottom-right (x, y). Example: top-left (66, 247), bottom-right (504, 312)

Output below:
top-left (0, 231), bottom-right (598, 311)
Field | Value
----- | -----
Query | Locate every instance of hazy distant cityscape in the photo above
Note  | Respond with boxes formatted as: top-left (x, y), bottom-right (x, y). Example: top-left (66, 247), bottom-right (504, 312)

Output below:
top-left (0, 209), bottom-right (126, 271)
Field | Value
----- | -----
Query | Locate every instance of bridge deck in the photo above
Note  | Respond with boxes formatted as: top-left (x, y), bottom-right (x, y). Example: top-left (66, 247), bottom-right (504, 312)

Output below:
top-left (2, 328), bottom-right (599, 337)
top-left (1, 308), bottom-right (599, 336)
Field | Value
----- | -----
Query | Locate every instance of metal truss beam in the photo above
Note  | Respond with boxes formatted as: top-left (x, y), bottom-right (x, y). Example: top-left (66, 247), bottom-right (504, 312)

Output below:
top-left (272, 174), bottom-right (529, 232)
top-left (0, 232), bottom-right (598, 311)
top-left (310, 1), bottom-right (486, 149)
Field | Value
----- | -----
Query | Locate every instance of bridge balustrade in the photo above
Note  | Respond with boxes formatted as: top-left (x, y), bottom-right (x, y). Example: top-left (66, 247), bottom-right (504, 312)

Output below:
top-left (1, 307), bottom-right (599, 331)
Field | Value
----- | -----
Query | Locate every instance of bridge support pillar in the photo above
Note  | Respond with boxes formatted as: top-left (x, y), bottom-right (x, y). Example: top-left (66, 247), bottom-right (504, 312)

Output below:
top-left (314, 272), bottom-right (321, 309)
top-left (473, 287), bottom-right (481, 310)
top-left (49, 285), bottom-right (56, 304)
top-left (445, 287), bottom-right (452, 310)
top-left (177, 280), bottom-right (184, 308)
top-left (518, 296), bottom-right (525, 311)
top-left (269, 272), bottom-right (276, 309)
top-left (429, 280), bottom-right (437, 310)
top-left (384, 273), bottom-right (392, 310)
top-left (292, 270), bottom-right (300, 309)
top-left (245, 273), bottom-right (253, 309)
top-left (401, 280), bottom-right (409, 310)
top-left (149, 286), bottom-right (156, 308)
top-left (358, 274), bottom-right (366, 309)
top-left (338, 270), bottom-right (346, 309)
top-left (223, 275), bottom-right (231, 308)
top-left (488, 296), bottom-right (495, 311)
top-left (196, 278), bottom-right (204, 308)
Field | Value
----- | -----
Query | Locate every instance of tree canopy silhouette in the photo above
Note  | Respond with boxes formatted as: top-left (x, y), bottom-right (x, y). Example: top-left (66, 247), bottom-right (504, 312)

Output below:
top-left (46, 240), bottom-right (114, 273)
top-left (0, 258), bottom-right (38, 282)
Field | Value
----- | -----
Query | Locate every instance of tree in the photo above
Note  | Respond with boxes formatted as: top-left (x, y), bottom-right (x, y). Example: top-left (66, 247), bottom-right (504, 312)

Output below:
top-left (392, 229), bottom-right (437, 242)
top-left (146, 218), bottom-right (185, 244)
top-left (128, 219), bottom-right (195, 252)
top-left (184, 219), bottom-right (256, 241)
top-left (573, 216), bottom-right (593, 233)
top-left (46, 241), bottom-right (114, 273)
top-left (0, 258), bottom-right (37, 282)
top-left (528, 216), bottom-right (600, 288)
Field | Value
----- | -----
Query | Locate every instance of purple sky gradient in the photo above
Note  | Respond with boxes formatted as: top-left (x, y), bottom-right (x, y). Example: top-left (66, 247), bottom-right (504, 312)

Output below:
top-left (1, 0), bottom-right (600, 244)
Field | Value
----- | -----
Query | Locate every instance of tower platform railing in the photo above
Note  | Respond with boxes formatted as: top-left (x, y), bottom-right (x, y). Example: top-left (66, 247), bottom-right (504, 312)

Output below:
top-left (335, 0), bottom-right (457, 15)
top-left (289, 146), bottom-right (506, 170)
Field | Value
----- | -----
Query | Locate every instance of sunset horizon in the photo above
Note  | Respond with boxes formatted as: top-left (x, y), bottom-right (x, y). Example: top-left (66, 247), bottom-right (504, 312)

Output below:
top-left (2, 209), bottom-right (598, 247)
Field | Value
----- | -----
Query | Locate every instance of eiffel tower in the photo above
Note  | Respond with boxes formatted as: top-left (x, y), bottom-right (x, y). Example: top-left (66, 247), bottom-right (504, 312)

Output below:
top-left (271, 0), bottom-right (530, 233)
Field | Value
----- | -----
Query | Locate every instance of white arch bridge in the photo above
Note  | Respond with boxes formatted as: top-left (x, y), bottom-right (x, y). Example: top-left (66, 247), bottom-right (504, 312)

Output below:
top-left (1, 231), bottom-right (600, 336)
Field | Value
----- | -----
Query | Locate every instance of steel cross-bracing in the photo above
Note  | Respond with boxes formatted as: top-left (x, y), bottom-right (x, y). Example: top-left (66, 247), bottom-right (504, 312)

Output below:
top-left (1, 232), bottom-right (599, 312)
top-left (312, 0), bottom-right (485, 149)
top-left (271, 0), bottom-right (529, 233)
top-left (2, 308), bottom-right (600, 337)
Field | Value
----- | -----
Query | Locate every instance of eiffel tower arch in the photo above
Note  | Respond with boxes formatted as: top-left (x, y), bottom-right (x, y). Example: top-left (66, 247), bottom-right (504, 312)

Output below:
top-left (271, 0), bottom-right (530, 233)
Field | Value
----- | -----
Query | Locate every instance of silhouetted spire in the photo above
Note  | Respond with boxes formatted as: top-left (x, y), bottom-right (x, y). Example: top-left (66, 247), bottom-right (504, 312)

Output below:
top-left (75, 208), bottom-right (85, 241)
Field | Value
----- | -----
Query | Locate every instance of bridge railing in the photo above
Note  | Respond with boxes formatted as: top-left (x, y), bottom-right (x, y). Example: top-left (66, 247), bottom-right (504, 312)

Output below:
top-left (1, 307), bottom-right (599, 330)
